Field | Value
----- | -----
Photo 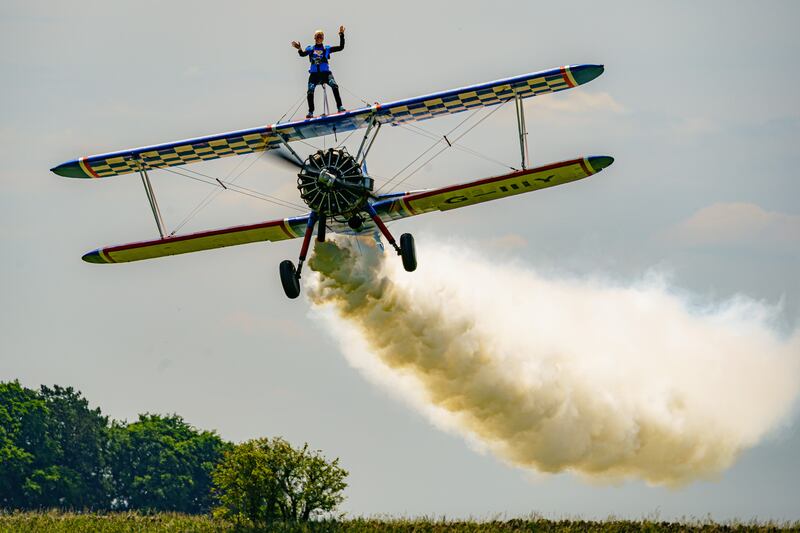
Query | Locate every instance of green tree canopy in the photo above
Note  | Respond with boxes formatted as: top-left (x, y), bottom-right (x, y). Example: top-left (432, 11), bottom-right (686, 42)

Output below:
top-left (2, 382), bottom-right (346, 518)
top-left (36, 385), bottom-right (111, 509)
top-left (212, 437), bottom-right (348, 527)
top-left (0, 382), bottom-right (111, 510)
top-left (0, 381), bottom-right (52, 509)
top-left (108, 413), bottom-right (230, 513)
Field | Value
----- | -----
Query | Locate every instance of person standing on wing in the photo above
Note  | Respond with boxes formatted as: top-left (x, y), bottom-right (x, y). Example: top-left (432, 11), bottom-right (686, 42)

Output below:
top-left (292, 26), bottom-right (346, 119)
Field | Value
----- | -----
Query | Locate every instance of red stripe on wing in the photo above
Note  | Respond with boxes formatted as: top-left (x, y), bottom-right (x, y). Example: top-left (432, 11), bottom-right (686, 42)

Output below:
top-left (560, 66), bottom-right (576, 88)
top-left (104, 218), bottom-right (296, 255)
top-left (403, 159), bottom-right (584, 203)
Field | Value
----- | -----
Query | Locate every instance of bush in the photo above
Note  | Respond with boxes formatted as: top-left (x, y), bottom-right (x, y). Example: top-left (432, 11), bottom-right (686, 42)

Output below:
top-left (212, 437), bottom-right (348, 528)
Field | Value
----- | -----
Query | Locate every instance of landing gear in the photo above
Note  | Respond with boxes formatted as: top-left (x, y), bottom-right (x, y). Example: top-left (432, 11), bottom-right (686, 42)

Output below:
top-left (365, 203), bottom-right (418, 272)
top-left (279, 212), bottom-right (318, 299)
top-left (279, 260), bottom-right (300, 299)
top-left (400, 233), bottom-right (417, 272)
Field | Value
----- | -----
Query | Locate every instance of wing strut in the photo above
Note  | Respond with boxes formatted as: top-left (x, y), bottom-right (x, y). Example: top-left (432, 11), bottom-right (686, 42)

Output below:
top-left (514, 93), bottom-right (530, 169)
top-left (355, 116), bottom-right (381, 164)
top-left (137, 162), bottom-right (167, 239)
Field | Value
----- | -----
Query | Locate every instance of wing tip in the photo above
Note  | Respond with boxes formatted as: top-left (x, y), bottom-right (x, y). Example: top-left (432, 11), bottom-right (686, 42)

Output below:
top-left (570, 64), bottom-right (605, 86)
top-left (82, 249), bottom-right (110, 264)
top-left (587, 155), bottom-right (614, 173)
top-left (51, 159), bottom-right (90, 178)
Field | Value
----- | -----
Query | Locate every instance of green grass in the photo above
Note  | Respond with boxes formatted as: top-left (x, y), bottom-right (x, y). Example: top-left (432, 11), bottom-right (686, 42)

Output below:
top-left (0, 512), bottom-right (797, 532)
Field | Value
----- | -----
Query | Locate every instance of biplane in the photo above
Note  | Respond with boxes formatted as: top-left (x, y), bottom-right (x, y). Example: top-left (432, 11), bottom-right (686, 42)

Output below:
top-left (51, 64), bottom-right (614, 299)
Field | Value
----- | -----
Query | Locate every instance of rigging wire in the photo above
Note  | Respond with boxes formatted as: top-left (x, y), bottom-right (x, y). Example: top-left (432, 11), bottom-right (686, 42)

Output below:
top-left (170, 153), bottom-right (257, 235)
top-left (162, 84), bottom-right (515, 235)
top-left (397, 122), bottom-right (516, 172)
top-left (384, 99), bottom-right (511, 194)
top-left (340, 83), bottom-right (514, 172)
top-left (170, 163), bottom-right (306, 209)
top-left (339, 85), bottom-right (372, 106)
top-left (159, 165), bottom-right (306, 214)
top-left (340, 84), bottom-right (516, 193)
top-left (375, 106), bottom-right (486, 194)
top-left (335, 127), bottom-right (359, 149)
top-left (276, 93), bottom-right (307, 124)
top-left (164, 168), bottom-right (304, 212)
top-left (170, 93), bottom-right (311, 235)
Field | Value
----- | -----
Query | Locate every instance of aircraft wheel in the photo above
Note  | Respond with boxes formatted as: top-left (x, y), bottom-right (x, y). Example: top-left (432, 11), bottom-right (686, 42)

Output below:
top-left (400, 233), bottom-right (417, 272)
top-left (279, 260), bottom-right (301, 299)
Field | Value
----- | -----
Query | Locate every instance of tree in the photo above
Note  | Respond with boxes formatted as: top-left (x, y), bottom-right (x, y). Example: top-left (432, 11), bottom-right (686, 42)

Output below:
top-left (0, 382), bottom-right (111, 510)
top-left (0, 381), bottom-right (53, 509)
top-left (107, 414), bottom-right (230, 513)
top-left (36, 385), bottom-right (111, 509)
top-left (212, 437), bottom-right (348, 527)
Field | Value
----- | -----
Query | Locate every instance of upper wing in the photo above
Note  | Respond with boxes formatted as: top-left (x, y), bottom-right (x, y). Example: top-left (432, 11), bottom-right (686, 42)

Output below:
top-left (372, 156), bottom-right (614, 221)
top-left (51, 64), bottom-right (604, 179)
top-left (82, 214), bottom-right (310, 264)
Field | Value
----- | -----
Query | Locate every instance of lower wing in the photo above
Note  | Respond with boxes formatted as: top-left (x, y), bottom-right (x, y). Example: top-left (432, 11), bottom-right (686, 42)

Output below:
top-left (82, 216), bottom-right (309, 264)
top-left (372, 156), bottom-right (613, 221)
top-left (82, 156), bottom-right (612, 264)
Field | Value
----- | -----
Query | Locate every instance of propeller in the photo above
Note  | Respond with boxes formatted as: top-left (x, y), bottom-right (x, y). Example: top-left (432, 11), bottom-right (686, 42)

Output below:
top-left (265, 146), bottom-right (305, 170)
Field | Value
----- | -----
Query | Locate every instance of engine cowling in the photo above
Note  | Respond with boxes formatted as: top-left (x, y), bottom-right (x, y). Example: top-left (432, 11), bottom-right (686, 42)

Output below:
top-left (296, 148), bottom-right (373, 217)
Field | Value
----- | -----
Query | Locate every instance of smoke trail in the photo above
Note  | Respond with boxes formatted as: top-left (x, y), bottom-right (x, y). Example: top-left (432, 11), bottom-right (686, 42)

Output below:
top-left (306, 236), bottom-right (800, 486)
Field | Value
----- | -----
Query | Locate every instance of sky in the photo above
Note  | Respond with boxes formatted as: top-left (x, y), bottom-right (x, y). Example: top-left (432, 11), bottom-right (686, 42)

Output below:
top-left (2, 0), bottom-right (800, 522)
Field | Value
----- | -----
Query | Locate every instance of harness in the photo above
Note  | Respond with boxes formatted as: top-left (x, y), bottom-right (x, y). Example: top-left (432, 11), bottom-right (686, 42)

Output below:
top-left (307, 45), bottom-right (331, 73)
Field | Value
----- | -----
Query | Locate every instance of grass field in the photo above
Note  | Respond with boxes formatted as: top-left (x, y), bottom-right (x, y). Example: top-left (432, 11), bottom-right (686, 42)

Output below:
top-left (0, 513), bottom-right (798, 532)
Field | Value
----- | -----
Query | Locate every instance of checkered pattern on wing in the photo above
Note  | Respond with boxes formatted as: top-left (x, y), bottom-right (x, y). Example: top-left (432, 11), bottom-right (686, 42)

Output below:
top-left (88, 133), bottom-right (277, 177)
top-left (381, 72), bottom-right (569, 125)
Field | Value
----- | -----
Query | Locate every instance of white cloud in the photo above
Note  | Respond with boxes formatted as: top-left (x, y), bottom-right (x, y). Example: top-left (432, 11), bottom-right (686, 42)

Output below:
top-left (534, 91), bottom-right (627, 115)
top-left (665, 203), bottom-right (800, 251)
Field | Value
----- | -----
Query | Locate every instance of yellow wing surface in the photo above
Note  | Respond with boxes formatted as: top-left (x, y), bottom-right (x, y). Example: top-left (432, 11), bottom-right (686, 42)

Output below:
top-left (82, 217), bottom-right (309, 264)
top-left (375, 156), bottom-right (613, 220)
top-left (82, 156), bottom-right (613, 264)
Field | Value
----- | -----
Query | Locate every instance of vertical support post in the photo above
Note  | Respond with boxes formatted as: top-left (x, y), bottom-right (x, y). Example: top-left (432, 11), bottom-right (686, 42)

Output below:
top-left (514, 94), bottom-right (529, 169)
top-left (359, 122), bottom-right (382, 165)
top-left (355, 116), bottom-right (377, 162)
top-left (137, 162), bottom-right (166, 239)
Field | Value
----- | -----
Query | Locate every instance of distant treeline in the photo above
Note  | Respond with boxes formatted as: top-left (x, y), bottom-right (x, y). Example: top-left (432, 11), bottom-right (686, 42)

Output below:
top-left (0, 381), bottom-right (347, 526)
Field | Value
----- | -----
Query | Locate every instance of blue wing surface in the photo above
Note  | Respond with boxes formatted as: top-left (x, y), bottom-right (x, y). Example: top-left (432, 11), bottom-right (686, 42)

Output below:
top-left (51, 65), bottom-right (604, 179)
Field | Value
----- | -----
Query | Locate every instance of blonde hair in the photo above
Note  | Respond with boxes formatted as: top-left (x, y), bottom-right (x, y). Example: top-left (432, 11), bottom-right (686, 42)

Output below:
top-left (313, 29), bottom-right (324, 38)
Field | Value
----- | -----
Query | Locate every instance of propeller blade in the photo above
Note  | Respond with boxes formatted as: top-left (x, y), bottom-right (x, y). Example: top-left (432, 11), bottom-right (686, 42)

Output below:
top-left (266, 147), bottom-right (305, 169)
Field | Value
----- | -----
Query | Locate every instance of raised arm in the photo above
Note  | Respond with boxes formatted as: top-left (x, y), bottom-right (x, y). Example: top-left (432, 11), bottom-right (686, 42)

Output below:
top-left (330, 26), bottom-right (345, 53)
top-left (292, 41), bottom-right (310, 56)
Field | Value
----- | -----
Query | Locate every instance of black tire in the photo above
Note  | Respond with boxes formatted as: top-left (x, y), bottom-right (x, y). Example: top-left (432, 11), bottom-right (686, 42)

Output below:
top-left (399, 233), bottom-right (417, 272)
top-left (279, 260), bottom-right (301, 299)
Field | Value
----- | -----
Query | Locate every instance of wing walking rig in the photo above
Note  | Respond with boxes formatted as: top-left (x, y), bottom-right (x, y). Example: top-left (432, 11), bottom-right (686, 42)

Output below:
top-left (52, 64), bottom-right (614, 298)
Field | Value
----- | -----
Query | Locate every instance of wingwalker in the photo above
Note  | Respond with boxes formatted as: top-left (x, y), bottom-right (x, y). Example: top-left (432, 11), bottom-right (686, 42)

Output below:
top-left (51, 65), bottom-right (614, 299)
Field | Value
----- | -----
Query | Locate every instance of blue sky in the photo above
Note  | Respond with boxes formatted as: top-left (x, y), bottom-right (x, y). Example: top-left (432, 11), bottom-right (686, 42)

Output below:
top-left (2, 0), bottom-right (799, 521)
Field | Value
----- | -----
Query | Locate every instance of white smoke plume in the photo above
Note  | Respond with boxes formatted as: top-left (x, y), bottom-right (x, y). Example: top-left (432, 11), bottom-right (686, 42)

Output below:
top-left (306, 236), bottom-right (800, 486)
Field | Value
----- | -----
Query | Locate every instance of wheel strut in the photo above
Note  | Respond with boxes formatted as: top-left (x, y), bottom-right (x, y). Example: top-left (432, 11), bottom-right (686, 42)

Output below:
top-left (317, 213), bottom-right (327, 243)
top-left (280, 211), bottom-right (320, 299)
top-left (296, 211), bottom-right (318, 279)
top-left (365, 203), bottom-right (400, 254)
top-left (364, 203), bottom-right (417, 271)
